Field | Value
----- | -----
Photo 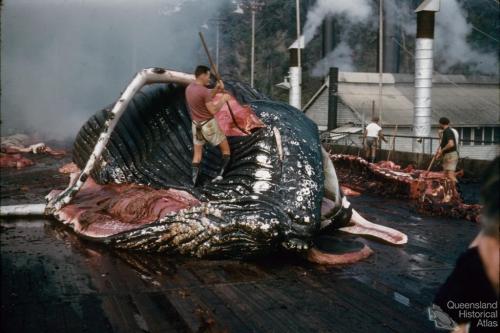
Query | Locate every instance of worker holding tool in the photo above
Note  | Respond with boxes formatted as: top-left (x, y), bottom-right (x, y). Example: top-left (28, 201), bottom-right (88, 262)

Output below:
top-left (435, 117), bottom-right (459, 185)
top-left (185, 65), bottom-right (231, 186)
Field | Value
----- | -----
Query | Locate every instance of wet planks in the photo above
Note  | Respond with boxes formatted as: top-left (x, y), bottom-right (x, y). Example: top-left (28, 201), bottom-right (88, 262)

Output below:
top-left (1, 207), bottom-right (479, 333)
top-left (1, 156), bottom-right (481, 332)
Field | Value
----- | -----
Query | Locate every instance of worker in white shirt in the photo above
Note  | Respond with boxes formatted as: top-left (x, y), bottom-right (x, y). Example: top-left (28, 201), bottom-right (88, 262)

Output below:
top-left (364, 116), bottom-right (387, 163)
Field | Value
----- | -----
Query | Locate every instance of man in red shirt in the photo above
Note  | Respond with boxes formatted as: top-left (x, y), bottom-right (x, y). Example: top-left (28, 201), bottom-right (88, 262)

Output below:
top-left (185, 65), bottom-right (231, 185)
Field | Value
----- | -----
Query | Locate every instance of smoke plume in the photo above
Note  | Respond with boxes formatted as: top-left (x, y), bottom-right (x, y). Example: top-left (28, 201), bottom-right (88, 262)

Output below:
top-left (302, 0), bottom-right (371, 46)
top-left (434, 0), bottom-right (497, 74)
top-left (386, 0), bottom-right (498, 75)
top-left (311, 42), bottom-right (355, 76)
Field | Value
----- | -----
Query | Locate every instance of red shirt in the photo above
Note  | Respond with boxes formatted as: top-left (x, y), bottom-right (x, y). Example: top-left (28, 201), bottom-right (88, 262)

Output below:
top-left (185, 82), bottom-right (213, 121)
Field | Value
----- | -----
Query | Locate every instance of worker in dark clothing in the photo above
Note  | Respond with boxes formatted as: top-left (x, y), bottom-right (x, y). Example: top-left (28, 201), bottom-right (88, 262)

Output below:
top-left (436, 117), bottom-right (459, 185)
top-left (185, 65), bottom-right (231, 186)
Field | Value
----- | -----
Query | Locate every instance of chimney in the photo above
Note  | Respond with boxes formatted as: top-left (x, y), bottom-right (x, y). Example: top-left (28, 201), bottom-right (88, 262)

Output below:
top-left (288, 36), bottom-right (304, 109)
top-left (382, 3), bottom-right (401, 73)
top-left (413, 0), bottom-right (439, 153)
top-left (322, 16), bottom-right (335, 58)
top-left (327, 67), bottom-right (339, 131)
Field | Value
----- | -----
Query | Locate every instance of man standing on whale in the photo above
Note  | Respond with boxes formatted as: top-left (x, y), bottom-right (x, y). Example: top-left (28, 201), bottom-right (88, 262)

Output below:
top-left (185, 65), bottom-right (232, 186)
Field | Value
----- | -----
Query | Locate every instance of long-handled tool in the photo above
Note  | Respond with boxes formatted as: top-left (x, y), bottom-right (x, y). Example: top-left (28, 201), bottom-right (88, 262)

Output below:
top-left (386, 125), bottom-right (398, 161)
top-left (425, 151), bottom-right (439, 176)
top-left (198, 31), bottom-right (248, 134)
top-left (419, 151), bottom-right (440, 203)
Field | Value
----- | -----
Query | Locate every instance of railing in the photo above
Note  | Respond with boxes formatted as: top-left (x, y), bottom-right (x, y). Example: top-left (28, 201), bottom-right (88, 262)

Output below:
top-left (320, 131), bottom-right (500, 160)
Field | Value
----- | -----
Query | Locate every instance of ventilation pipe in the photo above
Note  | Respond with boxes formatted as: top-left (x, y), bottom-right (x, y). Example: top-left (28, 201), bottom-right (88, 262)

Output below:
top-left (327, 67), bottom-right (339, 131)
top-left (288, 36), bottom-right (304, 109)
top-left (412, 0), bottom-right (440, 153)
top-left (383, 3), bottom-right (400, 73)
top-left (322, 16), bottom-right (335, 58)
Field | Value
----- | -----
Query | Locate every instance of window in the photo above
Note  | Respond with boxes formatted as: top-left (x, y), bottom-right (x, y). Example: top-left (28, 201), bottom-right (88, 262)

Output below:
top-left (494, 127), bottom-right (500, 145)
top-left (474, 128), bottom-right (482, 146)
top-left (484, 127), bottom-right (493, 145)
top-left (462, 127), bottom-right (471, 146)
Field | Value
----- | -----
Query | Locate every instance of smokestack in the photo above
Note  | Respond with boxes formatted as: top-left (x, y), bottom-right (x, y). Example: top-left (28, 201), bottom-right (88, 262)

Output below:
top-left (322, 16), bottom-right (335, 58)
top-left (413, 0), bottom-right (439, 152)
top-left (383, 3), bottom-right (400, 73)
top-left (327, 67), bottom-right (339, 131)
top-left (288, 36), bottom-right (304, 109)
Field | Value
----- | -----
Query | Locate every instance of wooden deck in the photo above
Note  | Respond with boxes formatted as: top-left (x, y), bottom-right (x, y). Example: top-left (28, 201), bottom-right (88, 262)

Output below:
top-left (0, 154), bottom-right (480, 332)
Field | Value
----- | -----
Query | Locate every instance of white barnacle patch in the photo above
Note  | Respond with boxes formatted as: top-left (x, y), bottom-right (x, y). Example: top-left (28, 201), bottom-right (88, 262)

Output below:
top-left (255, 169), bottom-right (272, 181)
top-left (260, 223), bottom-right (270, 232)
top-left (253, 181), bottom-right (271, 193)
top-left (256, 154), bottom-right (269, 164)
top-left (304, 164), bottom-right (313, 176)
top-left (109, 167), bottom-right (126, 184)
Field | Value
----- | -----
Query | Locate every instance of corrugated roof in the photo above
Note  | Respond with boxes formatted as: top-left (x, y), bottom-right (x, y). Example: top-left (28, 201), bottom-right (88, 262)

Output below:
top-left (304, 72), bottom-right (500, 127)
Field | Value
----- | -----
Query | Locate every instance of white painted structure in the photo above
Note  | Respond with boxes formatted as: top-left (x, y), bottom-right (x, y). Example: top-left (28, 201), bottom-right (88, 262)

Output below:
top-left (304, 72), bottom-right (500, 161)
top-left (413, 0), bottom-right (440, 152)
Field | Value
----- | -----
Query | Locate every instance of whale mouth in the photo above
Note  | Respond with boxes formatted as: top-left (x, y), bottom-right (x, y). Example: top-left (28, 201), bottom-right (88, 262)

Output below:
top-left (47, 177), bottom-right (201, 239)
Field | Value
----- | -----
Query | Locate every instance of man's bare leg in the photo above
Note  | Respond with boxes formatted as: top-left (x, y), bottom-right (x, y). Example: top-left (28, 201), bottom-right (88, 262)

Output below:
top-left (192, 143), bottom-right (203, 186)
top-left (445, 170), bottom-right (458, 199)
top-left (193, 143), bottom-right (203, 164)
top-left (370, 145), bottom-right (377, 163)
top-left (213, 139), bottom-right (231, 181)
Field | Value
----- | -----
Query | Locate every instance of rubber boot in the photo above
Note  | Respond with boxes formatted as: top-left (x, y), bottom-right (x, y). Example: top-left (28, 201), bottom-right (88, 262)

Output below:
top-left (192, 163), bottom-right (200, 186)
top-left (213, 154), bottom-right (230, 182)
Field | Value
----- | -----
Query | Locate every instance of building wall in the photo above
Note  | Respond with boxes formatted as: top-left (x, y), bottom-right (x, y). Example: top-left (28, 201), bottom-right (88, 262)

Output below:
top-left (305, 86), bottom-right (499, 160)
top-left (305, 90), bottom-right (358, 128)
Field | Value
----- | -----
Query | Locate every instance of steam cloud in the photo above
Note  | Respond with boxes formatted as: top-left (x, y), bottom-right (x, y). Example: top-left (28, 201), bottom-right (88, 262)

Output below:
top-left (302, 0), bottom-right (372, 77)
top-left (306, 0), bottom-right (497, 77)
top-left (434, 0), bottom-right (497, 74)
top-left (311, 42), bottom-right (355, 76)
top-left (1, 0), bottom-right (226, 140)
top-left (302, 0), bottom-right (372, 46)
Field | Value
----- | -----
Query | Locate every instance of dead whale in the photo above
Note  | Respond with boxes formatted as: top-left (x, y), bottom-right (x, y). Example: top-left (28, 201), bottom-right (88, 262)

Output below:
top-left (2, 68), bottom-right (407, 262)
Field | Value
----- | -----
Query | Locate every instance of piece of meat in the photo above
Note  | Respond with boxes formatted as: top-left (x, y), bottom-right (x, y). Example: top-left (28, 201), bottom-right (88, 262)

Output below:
top-left (1, 134), bottom-right (66, 157)
top-left (0, 153), bottom-right (35, 169)
top-left (340, 185), bottom-right (361, 197)
top-left (59, 162), bottom-right (80, 174)
top-left (376, 160), bottom-right (401, 170)
top-left (330, 154), bottom-right (481, 222)
top-left (213, 93), bottom-right (266, 136)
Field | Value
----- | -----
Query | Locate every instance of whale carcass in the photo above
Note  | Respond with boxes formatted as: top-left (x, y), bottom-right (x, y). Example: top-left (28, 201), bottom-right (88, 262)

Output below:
top-left (5, 68), bottom-right (407, 261)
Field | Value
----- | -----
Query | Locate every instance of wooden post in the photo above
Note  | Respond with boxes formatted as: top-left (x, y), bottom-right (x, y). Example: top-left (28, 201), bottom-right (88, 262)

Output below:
top-left (386, 125), bottom-right (398, 161)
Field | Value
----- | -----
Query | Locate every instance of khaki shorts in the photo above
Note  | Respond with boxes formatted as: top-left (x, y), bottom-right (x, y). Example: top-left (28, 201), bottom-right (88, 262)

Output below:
top-left (192, 118), bottom-right (226, 146)
top-left (442, 151), bottom-right (458, 172)
top-left (366, 137), bottom-right (378, 149)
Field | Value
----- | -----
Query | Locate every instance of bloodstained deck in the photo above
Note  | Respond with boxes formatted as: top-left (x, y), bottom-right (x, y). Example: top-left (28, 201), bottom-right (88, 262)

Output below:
top-left (1, 154), bottom-right (480, 332)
